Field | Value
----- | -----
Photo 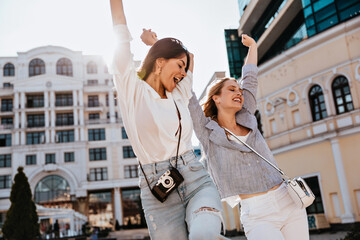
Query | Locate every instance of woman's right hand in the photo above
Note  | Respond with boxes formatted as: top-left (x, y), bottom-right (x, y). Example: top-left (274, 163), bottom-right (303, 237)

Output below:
top-left (241, 34), bottom-right (257, 48)
top-left (140, 29), bottom-right (158, 46)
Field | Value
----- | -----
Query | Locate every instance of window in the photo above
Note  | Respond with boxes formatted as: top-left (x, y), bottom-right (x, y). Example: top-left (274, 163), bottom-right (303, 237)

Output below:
top-left (34, 175), bottom-right (70, 203)
top-left (56, 113), bottom-right (74, 126)
top-left (0, 134), bottom-right (11, 147)
top-left (87, 61), bottom-right (97, 74)
top-left (332, 76), bottom-right (354, 115)
top-left (27, 114), bottom-right (45, 128)
top-left (0, 154), bottom-right (11, 168)
top-left (305, 176), bottom-right (324, 214)
top-left (302, 0), bottom-right (360, 37)
top-left (123, 146), bottom-right (136, 158)
top-left (89, 168), bottom-right (108, 181)
top-left (87, 79), bottom-right (98, 86)
top-left (309, 85), bottom-right (328, 121)
top-left (56, 130), bottom-right (74, 143)
top-left (121, 127), bottom-right (128, 139)
top-left (1, 117), bottom-right (13, 125)
top-left (64, 152), bottom-right (75, 162)
top-left (29, 58), bottom-right (45, 77)
top-left (0, 175), bottom-right (11, 189)
top-left (88, 95), bottom-right (99, 107)
top-left (26, 132), bottom-right (44, 145)
top-left (56, 58), bottom-right (73, 76)
top-left (89, 113), bottom-right (100, 120)
top-left (26, 155), bottom-right (37, 165)
top-left (26, 94), bottom-right (44, 108)
top-left (45, 153), bottom-right (56, 164)
top-left (1, 99), bottom-right (13, 112)
top-left (55, 93), bottom-right (73, 106)
top-left (124, 165), bottom-right (138, 178)
top-left (89, 148), bottom-right (107, 161)
top-left (3, 63), bottom-right (15, 76)
top-left (88, 129), bottom-right (105, 141)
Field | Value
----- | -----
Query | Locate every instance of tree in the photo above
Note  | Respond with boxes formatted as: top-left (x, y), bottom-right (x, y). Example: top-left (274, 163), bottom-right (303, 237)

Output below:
top-left (2, 167), bottom-right (39, 240)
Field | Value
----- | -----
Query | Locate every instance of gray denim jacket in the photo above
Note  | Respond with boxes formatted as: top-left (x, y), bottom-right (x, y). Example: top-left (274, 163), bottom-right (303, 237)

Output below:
top-left (188, 64), bottom-right (283, 199)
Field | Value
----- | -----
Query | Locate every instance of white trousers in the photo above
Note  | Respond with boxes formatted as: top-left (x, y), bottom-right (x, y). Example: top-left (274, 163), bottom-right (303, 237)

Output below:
top-left (240, 183), bottom-right (309, 240)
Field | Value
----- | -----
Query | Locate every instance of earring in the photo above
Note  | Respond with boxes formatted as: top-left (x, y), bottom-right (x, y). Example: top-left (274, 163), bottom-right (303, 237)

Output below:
top-left (156, 67), bottom-right (162, 76)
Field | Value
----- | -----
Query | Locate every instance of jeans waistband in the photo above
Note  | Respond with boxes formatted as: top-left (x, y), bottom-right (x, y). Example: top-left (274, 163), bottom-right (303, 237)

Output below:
top-left (139, 150), bottom-right (196, 176)
top-left (240, 182), bottom-right (287, 206)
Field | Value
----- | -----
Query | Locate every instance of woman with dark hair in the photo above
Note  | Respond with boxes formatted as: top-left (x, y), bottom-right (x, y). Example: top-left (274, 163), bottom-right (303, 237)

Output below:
top-left (109, 1), bottom-right (227, 239)
top-left (187, 35), bottom-right (310, 239)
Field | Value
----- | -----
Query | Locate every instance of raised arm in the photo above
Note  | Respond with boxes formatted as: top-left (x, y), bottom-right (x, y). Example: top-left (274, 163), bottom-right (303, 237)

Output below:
top-left (110, 0), bottom-right (127, 25)
top-left (238, 34), bottom-right (258, 115)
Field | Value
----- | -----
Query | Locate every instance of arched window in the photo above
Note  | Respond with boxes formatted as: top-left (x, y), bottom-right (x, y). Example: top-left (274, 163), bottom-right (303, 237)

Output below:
top-left (3, 63), bottom-right (15, 76)
top-left (56, 58), bottom-right (73, 76)
top-left (87, 61), bottom-right (97, 74)
top-left (309, 85), bottom-right (327, 121)
top-left (332, 76), bottom-right (354, 115)
top-left (29, 58), bottom-right (45, 77)
top-left (34, 175), bottom-right (70, 203)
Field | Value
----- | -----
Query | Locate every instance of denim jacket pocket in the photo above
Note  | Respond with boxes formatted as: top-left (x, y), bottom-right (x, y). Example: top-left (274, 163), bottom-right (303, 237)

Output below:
top-left (188, 159), bottom-right (204, 171)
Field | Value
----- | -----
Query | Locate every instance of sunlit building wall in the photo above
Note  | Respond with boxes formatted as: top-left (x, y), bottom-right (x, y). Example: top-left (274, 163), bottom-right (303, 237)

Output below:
top-left (0, 46), bottom-right (145, 231)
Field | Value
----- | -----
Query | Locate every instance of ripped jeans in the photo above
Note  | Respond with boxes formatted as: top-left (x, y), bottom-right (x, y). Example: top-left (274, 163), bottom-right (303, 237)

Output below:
top-left (139, 150), bottom-right (229, 240)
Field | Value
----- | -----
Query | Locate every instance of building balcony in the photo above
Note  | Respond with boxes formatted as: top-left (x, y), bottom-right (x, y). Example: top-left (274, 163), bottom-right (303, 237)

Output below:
top-left (85, 119), bottom-right (110, 125)
top-left (26, 103), bottom-right (45, 108)
top-left (0, 124), bottom-right (13, 130)
top-left (56, 120), bottom-right (74, 126)
top-left (0, 107), bottom-right (13, 112)
top-left (267, 109), bottom-right (360, 152)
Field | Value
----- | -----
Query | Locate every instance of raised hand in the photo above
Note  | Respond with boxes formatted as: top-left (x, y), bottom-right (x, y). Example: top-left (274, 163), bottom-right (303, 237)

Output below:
top-left (241, 34), bottom-right (256, 48)
top-left (140, 29), bottom-right (158, 46)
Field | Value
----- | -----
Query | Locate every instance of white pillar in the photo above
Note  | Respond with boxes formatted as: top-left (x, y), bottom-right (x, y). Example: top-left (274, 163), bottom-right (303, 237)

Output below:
top-left (73, 109), bottom-right (78, 126)
top-left (21, 131), bottom-right (25, 145)
top-left (44, 91), bottom-right (49, 108)
top-left (50, 91), bottom-right (55, 108)
top-left (73, 90), bottom-right (78, 107)
top-left (114, 188), bottom-right (123, 225)
top-left (20, 92), bottom-right (25, 109)
top-left (330, 138), bottom-right (355, 223)
top-left (78, 90), bottom-right (84, 106)
top-left (51, 110), bottom-right (56, 143)
top-left (74, 128), bottom-right (79, 141)
top-left (109, 91), bottom-right (116, 123)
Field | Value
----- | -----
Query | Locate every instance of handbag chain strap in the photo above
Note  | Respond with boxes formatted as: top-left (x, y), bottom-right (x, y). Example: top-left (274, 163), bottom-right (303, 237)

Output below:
top-left (139, 100), bottom-right (182, 189)
top-left (223, 127), bottom-right (290, 180)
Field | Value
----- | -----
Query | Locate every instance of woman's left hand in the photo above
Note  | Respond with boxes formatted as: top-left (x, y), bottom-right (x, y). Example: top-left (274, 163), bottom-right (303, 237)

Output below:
top-left (241, 34), bottom-right (257, 48)
top-left (140, 28), bottom-right (158, 46)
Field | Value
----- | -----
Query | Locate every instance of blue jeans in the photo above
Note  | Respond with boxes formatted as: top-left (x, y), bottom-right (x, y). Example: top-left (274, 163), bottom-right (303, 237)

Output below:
top-left (139, 150), bottom-right (229, 240)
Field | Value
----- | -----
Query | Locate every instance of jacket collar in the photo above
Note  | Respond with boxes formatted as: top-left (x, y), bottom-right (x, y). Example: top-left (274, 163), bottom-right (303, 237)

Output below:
top-left (205, 118), bottom-right (253, 152)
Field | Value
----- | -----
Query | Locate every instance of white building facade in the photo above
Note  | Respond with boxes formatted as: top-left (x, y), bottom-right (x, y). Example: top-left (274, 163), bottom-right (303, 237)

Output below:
top-left (0, 46), bottom-right (145, 232)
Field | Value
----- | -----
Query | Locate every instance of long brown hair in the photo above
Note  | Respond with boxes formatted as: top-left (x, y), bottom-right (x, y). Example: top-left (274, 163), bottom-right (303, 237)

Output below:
top-left (137, 38), bottom-right (190, 80)
top-left (202, 78), bottom-right (237, 120)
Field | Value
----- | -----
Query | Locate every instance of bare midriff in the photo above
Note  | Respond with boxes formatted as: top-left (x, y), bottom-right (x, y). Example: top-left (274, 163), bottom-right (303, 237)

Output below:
top-left (239, 183), bottom-right (282, 200)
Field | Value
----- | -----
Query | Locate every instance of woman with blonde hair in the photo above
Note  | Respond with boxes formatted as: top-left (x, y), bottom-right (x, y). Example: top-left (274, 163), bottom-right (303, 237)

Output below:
top-left (187, 35), bottom-right (310, 239)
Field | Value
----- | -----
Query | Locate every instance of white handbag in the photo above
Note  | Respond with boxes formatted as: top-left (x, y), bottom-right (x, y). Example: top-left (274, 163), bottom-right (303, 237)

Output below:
top-left (223, 128), bottom-right (315, 209)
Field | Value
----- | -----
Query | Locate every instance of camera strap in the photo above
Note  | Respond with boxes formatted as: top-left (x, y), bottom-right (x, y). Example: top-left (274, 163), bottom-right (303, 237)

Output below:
top-left (139, 100), bottom-right (182, 190)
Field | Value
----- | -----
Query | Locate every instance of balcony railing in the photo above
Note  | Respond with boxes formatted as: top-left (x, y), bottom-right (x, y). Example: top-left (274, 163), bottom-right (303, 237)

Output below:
top-left (0, 124), bottom-right (13, 130)
top-left (1, 107), bottom-right (13, 112)
top-left (26, 102), bottom-right (44, 108)
top-left (85, 103), bottom-right (103, 108)
top-left (85, 119), bottom-right (110, 125)
top-left (55, 100), bottom-right (73, 107)
top-left (56, 120), bottom-right (74, 126)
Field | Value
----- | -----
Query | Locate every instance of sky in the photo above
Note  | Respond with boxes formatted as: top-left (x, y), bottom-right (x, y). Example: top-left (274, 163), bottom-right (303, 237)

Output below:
top-left (0, 0), bottom-right (240, 96)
